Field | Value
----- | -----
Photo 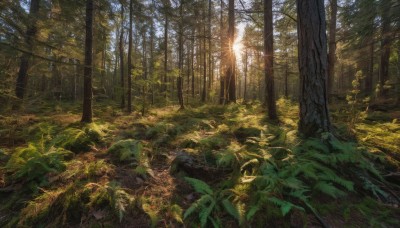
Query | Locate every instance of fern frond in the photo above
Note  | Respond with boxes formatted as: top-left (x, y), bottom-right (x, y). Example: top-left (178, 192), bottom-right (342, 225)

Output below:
top-left (314, 181), bottom-right (346, 198)
top-left (222, 199), bottom-right (240, 221)
top-left (268, 197), bottom-right (304, 216)
top-left (199, 200), bottom-right (215, 227)
top-left (184, 177), bottom-right (213, 195)
top-left (183, 194), bottom-right (213, 219)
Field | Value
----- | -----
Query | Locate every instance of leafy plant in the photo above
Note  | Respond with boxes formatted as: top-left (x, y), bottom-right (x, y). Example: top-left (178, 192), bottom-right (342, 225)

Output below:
top-left (18, 181), bottom-right (135, 226)
top-left (107, 140), bottom-right (153, 178)
top-left (52, 123), bottom-right (107, 153)
top-left (183, 177), bottom-right (242, 227)
top-left (5, 142), bottom-right (73, 191)
top-left (346, 71), bottom-right (370, 129)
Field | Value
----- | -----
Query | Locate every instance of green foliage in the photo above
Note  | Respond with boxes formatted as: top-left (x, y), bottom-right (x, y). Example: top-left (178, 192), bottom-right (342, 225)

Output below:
top-left (107, 139), bottom-right (142, 162)
top-left (107, 140), bottom-right (153, 178)
top-left (52, 123), bottom-right (107, 153)
top-left (233, 127), bottom-right (262, 143)
top-left (90, 181), bottom-right (135, 222)
top-left (5, 142), bottom-right (73, 191)
top-left (223, 132), bottom-right (390, 224)
top-left (140, 198), bottom-right (160, 227)
top-left (199, 135), bottom-right (229, 152)
top-left (18, 181), bottom-right (135, 226)
top-left (346, 71), bottom-right (370, 129)
top-left (184, 177), bottom-right (213, 195)
top-left (183, 177), bottom-right (242, 227)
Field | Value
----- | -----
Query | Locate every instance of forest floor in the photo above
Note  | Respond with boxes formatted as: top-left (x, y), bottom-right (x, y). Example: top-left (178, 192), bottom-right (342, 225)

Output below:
top-left (0, 99), bottom-right (400, 227)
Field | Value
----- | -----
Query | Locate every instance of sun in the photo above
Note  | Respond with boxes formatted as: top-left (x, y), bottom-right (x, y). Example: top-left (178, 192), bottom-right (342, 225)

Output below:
top-left (232, 38), bottom-right (243, 57)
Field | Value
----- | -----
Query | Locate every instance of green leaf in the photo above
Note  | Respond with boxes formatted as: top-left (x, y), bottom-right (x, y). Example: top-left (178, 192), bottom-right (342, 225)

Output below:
top-left (184, 177), bottom-right (213, 195)
top-left (200, 201), bottom-right (215, 227)
top-left (183, 194), bottom-right (213, 219)
top-left (222, 199), bottom-right (240, 221)
top-left (246, 203), bottom-right (261, 221)
top-left (314, 181), bottom-right (346, 198)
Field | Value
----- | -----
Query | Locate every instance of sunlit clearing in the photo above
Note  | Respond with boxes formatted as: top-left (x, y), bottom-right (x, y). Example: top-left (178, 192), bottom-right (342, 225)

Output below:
top-left (232, 38), bottom-right (243, 57)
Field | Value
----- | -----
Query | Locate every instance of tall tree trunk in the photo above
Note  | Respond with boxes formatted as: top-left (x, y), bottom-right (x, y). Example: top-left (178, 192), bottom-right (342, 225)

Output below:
top-left (81, 0), bottom-right (94, 123)
top-left (142, 31), bottom-right (147, 116)
top-left (264, 0), bottom-right (277, 120)
top-left (365, 41), bottom-right (374, 95)
top-left (150, 18), bottom-right (155, 105)
top-left (191, 28), bottom-right (195, 98)
top-left (15, 0), bottom-right (40, 99)
top-left (296, 0), bottom-right (331, 137)
top-left (163, 0), bottom-right (170, 100)
top-left (127, 0), bottom-right (133, 113)
top-left (226, 0), bottom-right (236, 103)
top-left (201, 7), bottom-right (207, 102)
top-left (284, 58), bottom-right (289, 98)
top-left (119, 3), bottom-right (125, 109)
top-left (379, 1), bottom-right (391, 98)
top-left (177, 0), bottom-right (185, 109)
top-left (186, 41), bottom-right (191, 104)
top-left (208, 0), bottom-right (213, 92)
top-left (243, 49), bottom-right (248, 102)
top-left (327, 0), bottom-right (337, 101)
top-left (219, 0), bottom-right (225, 104)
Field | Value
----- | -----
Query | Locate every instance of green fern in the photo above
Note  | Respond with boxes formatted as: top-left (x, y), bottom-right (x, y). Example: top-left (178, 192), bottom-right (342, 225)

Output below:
top-left (108, 140), bottom-right (153, 178)
top-left (184, 177), bottom-right (213, 195)
top-left (222, 199), bottom-right (241, 221)
top-left (5, 143), bottom-right (72, 191)
top-left (183, 194), bottom-right (214, 220)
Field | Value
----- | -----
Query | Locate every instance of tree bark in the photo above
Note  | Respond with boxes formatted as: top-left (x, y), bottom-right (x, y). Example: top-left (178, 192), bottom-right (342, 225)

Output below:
top-left (191, 28), bottom-right (195, 98)
top-left (208, 0), bottom-right (213, 92)
top-left (365, 41), bottom-right (374, 95)
top-left (327, 0), bottom-right (337, 101)
top-left (127, 0), bottom-right (133, 113)
top-left (379, 0), bottom-right (391, 98)
top-left (163, 0), bottom-right (170, 100)
top-left (296, 0), bottom-right (331, 137)
top-left (81, 0), bottom-right (94, 123)
top-left (150, 17), bottom-right (155, 105)
top-left (177, 0), bottom-right (185, 109)
top-left (226, 0), bottom-right (236, 103)
top-left (15, 0), bottom-right (40, 99)
top-left (119, 3), bottom-right (125, 109)
top-left (201, 7), bottom-right (207, 103)
top-left (243, 49), bottom-right (248, 102)
top-left (284, 58), bottom-right (289, 98)
top-left (219, 0), bottom-right (225, 104)
top-left (264, 0), bottom-right (277, 120)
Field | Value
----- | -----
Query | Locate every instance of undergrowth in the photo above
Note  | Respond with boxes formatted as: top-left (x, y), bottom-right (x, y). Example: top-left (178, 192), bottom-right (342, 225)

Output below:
top-left (0, 100), bottom-right (399, 227)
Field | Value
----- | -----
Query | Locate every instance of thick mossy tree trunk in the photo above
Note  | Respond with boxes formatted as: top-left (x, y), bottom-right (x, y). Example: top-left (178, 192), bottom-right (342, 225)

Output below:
top-left (15, 0), bottom-right (40, 99)
top-left (296, 0), bottom-right (331, 137)
top-left (264, 0), bottom-right (277, 120)
top-left (81, 0), bottom-right (94, 123)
